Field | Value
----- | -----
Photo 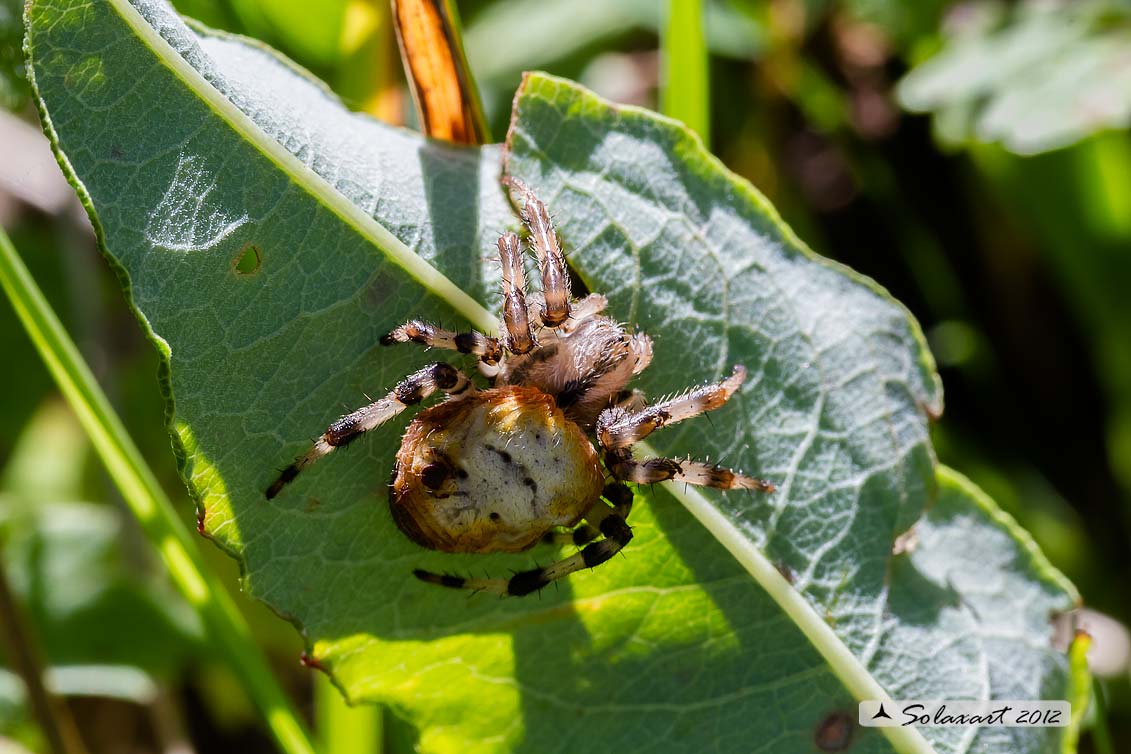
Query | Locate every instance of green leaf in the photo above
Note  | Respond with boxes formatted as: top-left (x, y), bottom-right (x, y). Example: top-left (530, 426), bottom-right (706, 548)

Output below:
top-left (896, 468), bottom-right (1081, 754)
top-left (25, 1), bottom-right (1078, 752)
top-left (897, 0), bottom-right (1131, 155)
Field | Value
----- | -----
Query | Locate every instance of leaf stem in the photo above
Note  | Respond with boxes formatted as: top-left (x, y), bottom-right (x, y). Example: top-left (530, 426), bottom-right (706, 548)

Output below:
top-left (0, 224), bottom-right (317, 754)
top-left (661, 0), bottom-right (710, 146)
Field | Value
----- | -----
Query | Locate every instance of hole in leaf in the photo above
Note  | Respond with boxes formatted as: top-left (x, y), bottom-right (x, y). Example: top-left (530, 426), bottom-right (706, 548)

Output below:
top-left (233, 243), bottom-right (261, 275)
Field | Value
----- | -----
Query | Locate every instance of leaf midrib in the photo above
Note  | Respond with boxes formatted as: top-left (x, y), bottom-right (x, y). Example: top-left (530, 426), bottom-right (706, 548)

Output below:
top-left (108, 0), bottom-right (493, 334)
top-left (105, 3), bottom-right (937, 752)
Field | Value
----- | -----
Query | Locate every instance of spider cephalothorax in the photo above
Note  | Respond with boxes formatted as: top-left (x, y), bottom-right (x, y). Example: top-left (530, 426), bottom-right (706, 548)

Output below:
top-left (266, 178), bottom-right (774, 595)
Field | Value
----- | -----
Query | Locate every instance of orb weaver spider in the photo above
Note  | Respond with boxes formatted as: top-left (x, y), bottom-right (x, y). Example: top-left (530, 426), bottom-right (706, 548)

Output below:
top-left (267, 177), bottom-right (775, 595)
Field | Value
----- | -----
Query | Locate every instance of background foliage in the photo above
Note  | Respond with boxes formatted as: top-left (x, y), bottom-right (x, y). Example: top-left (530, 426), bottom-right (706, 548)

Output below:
top-left (0, 0), bottom-right (1128, 752)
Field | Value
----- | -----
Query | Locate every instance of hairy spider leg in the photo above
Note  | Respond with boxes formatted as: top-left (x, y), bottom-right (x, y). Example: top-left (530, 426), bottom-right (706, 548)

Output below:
top-left (381, 320), bottom-right (503, 366)
top-left (541, 524), bottom-right (601, 548)
top-left (266, 363), bottom-right (476, 499)
top-left (609, 388), bottom-right (648, 413)
top-left (598, 365), bottom-right (747, 449)
top-left (604, 454), bottom-right (775, 492)
top-left (540, 481), bottom-right (634, 546)
top-left (503, 176), bottom-right (571, 328)
top-left (596, 365), bottom-right (776, 493)
top-left (497, 232), bottom-right (536, 354)
top-left (415, 510), bottom-right (634, 596)
top-left (630, 332), bottom-right (653, 375)
top-left (561, 293), bottom-right (607, 328)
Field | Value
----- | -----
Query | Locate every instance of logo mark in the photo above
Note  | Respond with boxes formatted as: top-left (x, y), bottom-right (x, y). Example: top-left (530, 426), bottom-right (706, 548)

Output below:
top-left (859, 700), bottom-right (1070, 728)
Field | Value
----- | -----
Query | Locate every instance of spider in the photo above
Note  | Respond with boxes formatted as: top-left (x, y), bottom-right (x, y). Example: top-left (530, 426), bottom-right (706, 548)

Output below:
top-left (266, 178), bottom-right (775, 596)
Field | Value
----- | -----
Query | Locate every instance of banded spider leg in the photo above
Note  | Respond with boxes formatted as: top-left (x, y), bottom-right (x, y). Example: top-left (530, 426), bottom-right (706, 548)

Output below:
top-left (266, 363), bottom-right (475, 499)
top-left (597, 365), bottom-right (776, 493)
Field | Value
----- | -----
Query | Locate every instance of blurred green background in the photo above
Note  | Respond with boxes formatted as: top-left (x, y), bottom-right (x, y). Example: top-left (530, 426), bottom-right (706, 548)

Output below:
top-left (1, 0), bottom-right (1129, 752)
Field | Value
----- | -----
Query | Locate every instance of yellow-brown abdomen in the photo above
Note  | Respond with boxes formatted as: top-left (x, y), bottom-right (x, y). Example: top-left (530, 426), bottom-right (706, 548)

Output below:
top-left (390, 386), bottom-right (604, 553)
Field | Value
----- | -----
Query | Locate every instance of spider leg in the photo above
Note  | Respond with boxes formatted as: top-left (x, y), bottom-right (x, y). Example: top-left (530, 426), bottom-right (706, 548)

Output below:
top-left (604, 452), bottom-right (775, 493)
top-left (609, 388), bottom-right (647, 412)
top-left (415, 512), bottom-right (633, 596)
top-left (381, 320), bottom-right (503, 366)
top-left (503, 176), bottom-right (571, 328)
top-left (596, 365), bottom-right (747, 450)
top-left (539, 481), bottom-right (633, 546)
top-left (497, 232), bottom-right (536, 354)
top-left (596, 365), bottom-right (775, 493)
top-left (630, 332), bottom-right (653, 375)
top-left (563, 293), bottom-right (608, 328)
top-left (266, 363), bottom-right (475, 499)
top-left (541, 523), bottom-right (600, 547)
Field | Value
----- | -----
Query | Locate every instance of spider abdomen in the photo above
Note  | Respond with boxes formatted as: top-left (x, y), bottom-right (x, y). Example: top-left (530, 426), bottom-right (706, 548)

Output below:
top-left (390, 386), bottom-right (605, 553)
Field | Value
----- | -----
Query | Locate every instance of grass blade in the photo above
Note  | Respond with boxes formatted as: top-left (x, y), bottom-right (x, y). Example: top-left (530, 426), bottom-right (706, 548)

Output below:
top-left (316, 675), bottom-right (382, 754)
top-left (661, 0), bottom-right (709, 146)
top-left (0, 224), bottom-right (317, 754)
top-left (1090, 677), bottom-right (1115, 754)
top-left (393, 0), bottom-right (490, 143)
